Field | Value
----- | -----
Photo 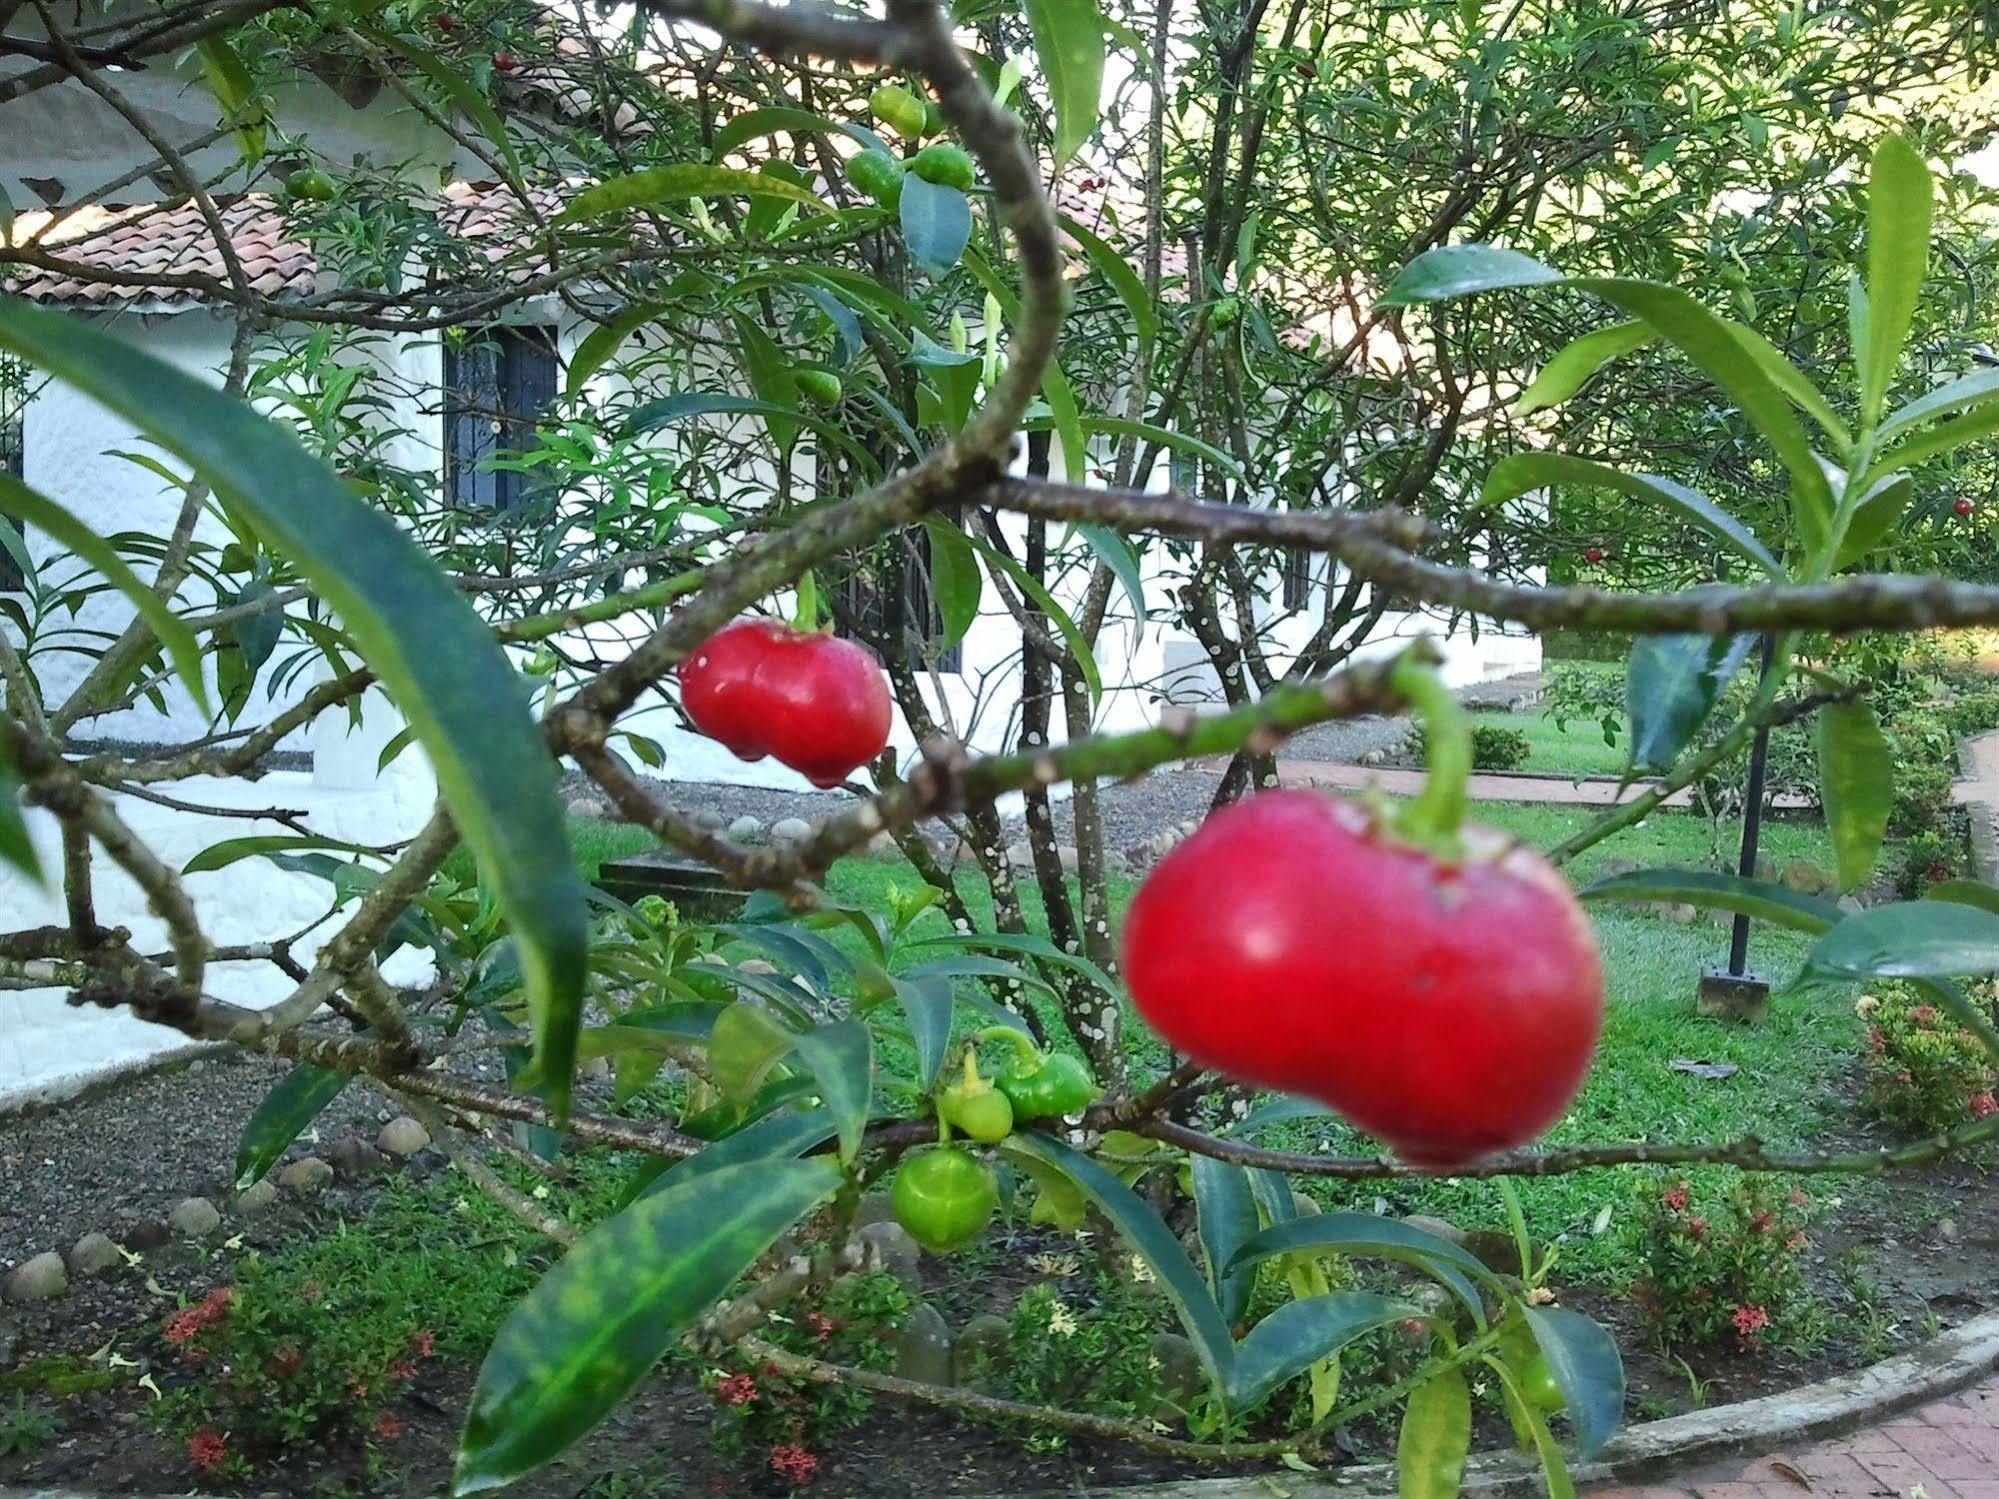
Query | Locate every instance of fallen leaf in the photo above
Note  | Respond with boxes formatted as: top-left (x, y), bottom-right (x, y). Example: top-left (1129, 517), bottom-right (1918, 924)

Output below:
top-left (1766, 1459), bottom-right (1811, 1489)
top-left (1671, 1058), bottom-right (1740, 1079)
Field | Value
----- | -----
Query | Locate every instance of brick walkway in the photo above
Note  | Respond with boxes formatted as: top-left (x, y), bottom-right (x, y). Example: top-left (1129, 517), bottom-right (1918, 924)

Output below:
top-left (1273, 761), bottom-right (1817, 809)
top-left (1588, 1376), bottom-right (1999, 1499)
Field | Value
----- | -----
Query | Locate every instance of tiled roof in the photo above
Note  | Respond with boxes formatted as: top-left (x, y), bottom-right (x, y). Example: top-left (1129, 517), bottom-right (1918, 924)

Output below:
top-left (2, 183), bottom-right (561, 307)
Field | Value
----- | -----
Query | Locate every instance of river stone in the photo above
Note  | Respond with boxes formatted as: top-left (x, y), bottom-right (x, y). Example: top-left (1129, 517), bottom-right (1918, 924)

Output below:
top-left (692, 807), bottom-right (728, 832)
top-left (121, 1218), bottom-right (171, 1251)
top-left (236, 1179), bottom-right (280, 1216)
top-left (855, 1221), bottom-right (922, 1290)
top-left (771, 817), bottom-right (811, 843)
top-left (279, 1156), bottom-right (334, 1196)
top-left (67, 1232), bottom-right (123, 1279)
top-left (566, 794), bottom-right (611, 819)
top-left (894, 1303), bottom-right (954, 1384)
top-left (5, 1253), bottom-right (68, 1304)
top-left (1781, 859), bottom-right (1836, 895)
top-left (1401, 1214), bottom-right (1467, 1247)
top-left (852, 1192), bottom-right (895, 1228)
top-left (1462, 1228), bottom-right (1530, 1278)
top-left (168, 1197), bottom-right (221, 1239)
top-left (1149, 1331), bottom-right (1204, 1424)
top-left (329, 1137), bottom-right (390, 1179)
top-left (726, 814), bottom-right (763, 840)
top-left (952, 1313), bottom-right (1010, 1391)
top-left (377, 1116), bottom-right (431, 1158)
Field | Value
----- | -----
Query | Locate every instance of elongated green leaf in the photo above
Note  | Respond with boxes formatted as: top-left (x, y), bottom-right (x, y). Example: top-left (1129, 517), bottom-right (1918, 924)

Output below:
top-left (1377, 244), bottom-right (1563, 306)
top-left (1488, 1358), bottom-right (1577, 1499)
top-left (1232, 1292), bottom-right (1410, 1412)
top-left (195, 35), bottom-right (265, 166)
top-left (788, 1020), bottom-right (871, 1163)
top-left (633, 1108), bottom-right (835, 1206)
top-left (899, 175), bottom-right (972, 278)
top-left (1025, 0), bottom-right (1105, 165)
top-left (1076, 523), bottom-right (1147, 632)
top-left (708, 1001), bottom-right (797, 1106)
top-left (1059, 214), bottom-right (1157, 347)
top-left (558, 165), bottom-right (829, 224)
top-left (905, 927), bottom-right (1118, 998)
top-left (1514, 321), bottom-right (1653, 415)
top-left (567, 303), bottom-right (667, 399)
top-left (1877, 400), bottom-right (1999, 476)
top-left (0, 297), bottom-right (590, 1121)
top-left (1080, 415), bottom-right (1247, 485)
top-left (1043, 360), bottom-right (1089, 483)
top-left (1862, 136), bottom-right (1933, 425)
top-left (234, 1064), bottom-right (348, 1189)
top-left (711, 106), bottom-right (842, 158)
top-left (1722, 321), bottom-right (1852, 453)
top-left (1190, 1156), bottom-right (1259, 1326)
top-left (1836, 470), bottom-right (1911, 570)
top-left (1397, 1366), bottom-right (1471, 1499)
top-left (1625, 631), bottom-right (1754, 773)
top-left (0, 477), bottom-right (209, 714)
top-left (183, 832), bottom-right (382, 875)
top-left (1818, 700), bottom-right (1892, 892)
top-left (0, 742), bottom-right (38, 882)
top-left (922, 517), bottom-right (982, 648)
top-left (1580, 868), bottom-right (1842, 933)
top-left (732, 312), bottom-right (798, 454)
top-left (357, 25), bottom-right (519, 179)
top-left (456, 1158), bottom-right (839, 1494)
top-left (962, 530), bottom-right (1103, 701)
top-left (1924, 879), bottom-right (1999, 916)
top-left (1805, 900), bottom-right (1999, 983)
top-left (889, 975), bottom-right (956, 1093)
top-left (1007, 1132), bottom-right (1235, 1395)
top-left (1524, 1304), bottom-right (1624, 1460)
top-left (1880, 368), bottom-right (1999, 442)
top-left (1482, 453), bottom-right (1780, 579)
top-left (1226, 1213), bottom-right (1493, 1321)
top-left (620, 392), bottom-right (877, 475)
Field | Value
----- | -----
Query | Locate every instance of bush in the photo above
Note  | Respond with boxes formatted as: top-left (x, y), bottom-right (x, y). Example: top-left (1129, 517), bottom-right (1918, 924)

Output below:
top-left (1406, 722), bottom-right (1532, 772)
top-left (1858, 983), bottom-right (1999, 1136)
top-left (1626, 1175), bottom-right (1814, 1352)
top-left (961, 1273), bottom-right (1167, 1445)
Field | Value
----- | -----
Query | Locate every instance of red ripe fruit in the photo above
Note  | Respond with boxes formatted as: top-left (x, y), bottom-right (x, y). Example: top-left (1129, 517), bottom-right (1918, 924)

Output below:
top-left (1955, 498), bottom-right (1975, 517)
top-left (679, 619), bottom-right (893, 789)
top-left (1583, 547), bottom-right (1604, 564)
top-left (491, 49), bottom-right (518, 72)
top-left (1121, 790), bottom-right (1604, 1170)
top-left (434, 10), bottom-right (455, 28)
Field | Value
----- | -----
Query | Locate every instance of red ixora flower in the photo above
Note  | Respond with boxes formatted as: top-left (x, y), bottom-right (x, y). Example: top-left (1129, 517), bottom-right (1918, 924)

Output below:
top-left (1970, 1090), bottom-right (1998, 1119)
top-left (1732, 1303), bottom-right (1770, 1339)
top-left (1787, 1230), bottom-right (1811, 1251)
top-left (1660, 1182), bottom-right (1691, 1211)
top-left (715, 1372), bottom-right (758, 1407)
top-left (271, 1344), bottom-right (302, 1379)
top-left (1684, 1215), bottom-right (1709, 1239)
top-left (188, 1428), bottom-right (228, 1472)
top-left (1788, 1188), bottom-right (1809, 1207)
top-left (164, 1307), bottom-right (205, 1347)
top-left (770, 1443), bottom-right (821, 1486)
top-left (1909, 1004), bottom-right (1939, 1024)
top-left (1750, 1207), bottom-right (1775, 1234)
top-left (805, 1311), bottom-right (837, 1344)
top-left (374, 1411), bottom-right (404, 1441)
top-left (410, 1329), bottom-right (436, 1358)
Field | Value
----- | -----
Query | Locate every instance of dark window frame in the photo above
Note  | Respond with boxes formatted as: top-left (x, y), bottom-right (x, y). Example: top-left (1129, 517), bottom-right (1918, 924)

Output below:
top-left (443, 325), bottom-right (558, 512)
top-left (1, 354), bottom-right (27, 589)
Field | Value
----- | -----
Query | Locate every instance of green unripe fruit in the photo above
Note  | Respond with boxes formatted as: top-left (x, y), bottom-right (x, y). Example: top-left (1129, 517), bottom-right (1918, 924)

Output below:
top-left (867, 83), bottom-right (928, 140)
top-left (846, 149), bottom-right (905, 208)
top-left (937, 1054), bottom-right (1013, 1144)
top-left (922, 100), bottom-right (946, 137)
top-left (909, 143), bottom-right (975, 191)
top-left (1521, 1355), bottom-right (1566, 1413)
top-left (288, 169), bottom-right (337, 202)
top-left (891, 1148), bottom-right (996, 1253)
top-left (794, 369), bottom-right (843, 407)
top-left (996, 1050), bottom-right (1095, 1121)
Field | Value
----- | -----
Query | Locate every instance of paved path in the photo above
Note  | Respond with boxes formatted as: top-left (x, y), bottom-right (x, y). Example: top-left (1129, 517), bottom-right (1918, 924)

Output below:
top-left (1587, 1377), bottom-right (1999, 1499)
top-left (1272, 761), bottom-right (1817, 810)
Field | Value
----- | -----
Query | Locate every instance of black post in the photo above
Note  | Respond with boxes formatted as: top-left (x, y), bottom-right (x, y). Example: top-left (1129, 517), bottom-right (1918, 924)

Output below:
top-left (1699, 633), bottom-right (1776, 1021)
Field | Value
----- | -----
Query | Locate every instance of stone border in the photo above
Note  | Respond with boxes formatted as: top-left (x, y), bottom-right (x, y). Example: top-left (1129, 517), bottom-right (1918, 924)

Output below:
top-left (1955, 730), bottom-right (1997, 884)
top-left (990, 1308), bottom-right (1999, 1498)
top-left (0, 1041), bottom-right (222, 1118)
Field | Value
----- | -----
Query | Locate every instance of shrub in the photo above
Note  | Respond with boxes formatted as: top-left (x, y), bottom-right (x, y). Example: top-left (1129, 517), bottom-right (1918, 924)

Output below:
top-left (962, 1274), bottom-right (1168, 1446)
top-left (1626, 1175), bottom-right (1814, 1351)
top-left (1858, 983), bottom-right (1999, 1136)
top-left (1406, 722), bottom-right (1532, 772)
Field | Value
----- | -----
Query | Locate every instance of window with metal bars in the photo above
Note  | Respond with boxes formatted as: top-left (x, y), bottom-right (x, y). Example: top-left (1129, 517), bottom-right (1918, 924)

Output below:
top-left (443, 327), bottom-right (557, 512)
top-left (1281, 546), bottom-right (1312, 609)
top-left (1, 354), bottom-right (26, 589)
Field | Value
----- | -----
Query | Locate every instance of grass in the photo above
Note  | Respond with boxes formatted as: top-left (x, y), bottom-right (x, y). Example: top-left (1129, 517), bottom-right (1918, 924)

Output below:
top-left (1471, 706), bottom-right (1630, 778)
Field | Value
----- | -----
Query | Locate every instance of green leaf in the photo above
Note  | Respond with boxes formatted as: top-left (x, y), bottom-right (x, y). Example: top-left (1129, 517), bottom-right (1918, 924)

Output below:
top-left (1488, 1359), bottom-right (1577, 1499)
top-left (1625, 631), bottom-right (1754, 773)
top-left (0, 740), bottom-right (38, 883)
top-left (1006, 1132), bottom-right (1235, 1397)
top-left (1396, 1366), bottom-right (1471, 1499)
top-left (233, 1064), bottom-right (348, 1189)
top-left (889, 974), bottom-right (956, 1092)
top-left (1024, 0), bottom-right (1105, 166)
top-left (456, 1158), bottom-right (840, 1494)
top-left (1059, 214), bottom-right (1157, 347)
top-left (1875, 399), bottom-right (1999, 476)
top-left (711, 106), bottom-right (844, 158)
top-left (922, 517), bottom-right (982, 648)
top-left (1817, 700), bottom-right (1892, 892)
top-left (567, 303), bottom-right (667, 399)
top-left (1723, 321), bottom-right (1852, 453)
top-left (1190, 1156), bottom-right (1260, 1326)
top-left (357, 25), bottom-right (519, 179)
top-left (1579, 868), bottom-right (1841, 933)
top-left (1482, 454), bottom-right (1780, 579)
top-left (707, 1001), bottom-right (797, 1107)
top-left (1076, 523), bottom-right (1148, 631)
top-left (905, 927), bottom-right (1118, 999)
top-left (1514, 321), bottom-right (1654, 415)
top-left (183, 832), bottom-right (382, 875)
top-left (0, 476), bottom-right (210, 715)
top-left (1043, 361), bottom-right (1089, 483)
top-left (1835, 470), bottom-right (1911, 570)
top-left (0, 296), bottom-right (590, 1121)
top-left (1805, 900), bottom-right (1999, 983)
top-left (194, 35), bottom-right (265, 166)
top-left (1523, 1304), bottom-right (1624, 1460)
top-left (1232, 1292), bottom-right (1411, 1412)
top-left (1377, 244), bottom-right (1564, 306)
top-left (620, 392), bottom-right (877, 475)
top-left (1879, 368), bottom-right (1999, 442)
top-left (557, 165), bottom-right (830, 224)
top-left (1923, 879), bottom-right (1999, 917)
top-left (962, 530), bottom-right (1103, 701)
top-left (731, 313), bottom-right (798, 454)
top-left (1861, 136), bottom-right (1933, 425)
top-left (1225, 1213), bottom-right (1493, 1322)
top-left (634, 1108), bottom-right (836, 1206)
top-left (1078, 415), bottom-right (1247, 486)
top-left (788, 1020), bottom-right (871, 1163)
top-left (899, 175), bottom-right (972, 279)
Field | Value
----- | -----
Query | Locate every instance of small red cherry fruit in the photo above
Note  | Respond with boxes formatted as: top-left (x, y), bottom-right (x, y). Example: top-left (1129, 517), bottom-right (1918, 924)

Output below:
top-left (1955, 498), bottom-right (1975, 517)
top-left (679, 619), bottom-right (893, 789)
top-left (491, 49), bottom-right (518, 72)
top-left (1121, 789), bottom-right (1604, 1170)
top-left (434, 10), bottom-right (455, 28)
top-left (1582, 547), bottom-right (1604, 564)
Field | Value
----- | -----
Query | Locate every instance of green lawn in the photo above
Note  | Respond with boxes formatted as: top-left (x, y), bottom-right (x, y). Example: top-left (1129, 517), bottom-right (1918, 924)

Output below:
top-left (1472, 706), bottom-right (1630, 778)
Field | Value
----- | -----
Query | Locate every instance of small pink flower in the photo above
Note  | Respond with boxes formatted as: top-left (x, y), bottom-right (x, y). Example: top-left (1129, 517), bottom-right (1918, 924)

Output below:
top-left (411, 1328), bottom-right (436, 1358)
top-left (164, 1307), bottom-right (204, 1347)
top-left (1684, 1215), bottom-right (1709, 1239)
top-left (1910, 1005), bottom-right (1939, 1024)
top-left (188, 1428), bottom-right (228, 1473)
top-left (770, 1443), bottom-right (820, 1486)
top-left (1787, 1230), bottom-right (1810, 1251)
top-left (1660, 1183), bottom-right (1690, 1211)
top-left (1788, 1188), bottom-right (1809, 1207)
top-left (1732, 1303), bottom-right (1770, 1339)
top-left (374, 1410), bottom-right (404, 1440)
top-left (1970, 1090), bottom-right (1998, 1119)
top-left (715, 1372), bottom-right (758, 1407)
top-left (1750, 1208), bottom-right (1775, 1234)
